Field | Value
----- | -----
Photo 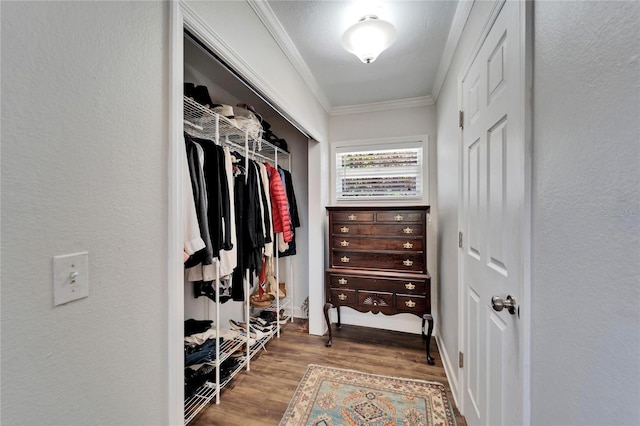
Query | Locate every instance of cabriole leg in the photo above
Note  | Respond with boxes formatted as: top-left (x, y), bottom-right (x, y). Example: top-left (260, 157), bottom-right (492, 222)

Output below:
top-left (422, 314), bottom-right (435, 365)
top-left (323, 303), bottom-right (333, 347)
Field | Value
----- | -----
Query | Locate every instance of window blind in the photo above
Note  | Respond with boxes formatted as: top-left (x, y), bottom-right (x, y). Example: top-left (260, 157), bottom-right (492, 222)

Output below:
top-left (336, 147), bottom-right (423, 199)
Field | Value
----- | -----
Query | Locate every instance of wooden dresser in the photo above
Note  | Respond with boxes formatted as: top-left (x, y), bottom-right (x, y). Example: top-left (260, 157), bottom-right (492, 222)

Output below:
top-left (323, 205), bottom-right (434, 364)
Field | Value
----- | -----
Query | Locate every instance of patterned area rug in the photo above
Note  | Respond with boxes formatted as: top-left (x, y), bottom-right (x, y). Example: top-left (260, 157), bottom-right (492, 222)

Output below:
top-left (280, 364), bottom-right (456, 426)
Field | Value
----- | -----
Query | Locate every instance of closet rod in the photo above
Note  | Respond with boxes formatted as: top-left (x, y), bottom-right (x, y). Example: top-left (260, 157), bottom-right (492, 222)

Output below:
top-left (222, 138), bottom-right (279, 165)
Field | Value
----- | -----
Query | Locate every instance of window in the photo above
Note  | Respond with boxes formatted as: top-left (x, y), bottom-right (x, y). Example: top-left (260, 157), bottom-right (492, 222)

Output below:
top-left (335, 143), bottom-right (424, 200)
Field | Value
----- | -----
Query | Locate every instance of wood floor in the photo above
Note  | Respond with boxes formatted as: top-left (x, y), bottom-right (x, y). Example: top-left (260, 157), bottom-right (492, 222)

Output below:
top-left (191, 319), bottom-right (466, 426)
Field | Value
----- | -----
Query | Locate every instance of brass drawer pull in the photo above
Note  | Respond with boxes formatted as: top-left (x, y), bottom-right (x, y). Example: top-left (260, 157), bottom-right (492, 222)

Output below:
top-left (340, 226), bottom-right (349, 233)
top-left (403, 242), bottom-right (414, 249)
top-left (341, 256), bottom-right (350, 263)
top-left (405, 283), bottom-right (416, 290)
top-left (338, 278), bottom-right (348, 285)
top-left (340, 240), bottom-right (350, 247)
top-left (338, 293), bottom-right (347, 301)
top-left (405, 299), bottom-right (416, 308)
top-left (348, 214), bottom-right (357, 221)
top-left (403, 259), bottom-right (414, 266)
top-left (403, 227), bottom-right (413, 234)
top-left (394, 214), bottom-right (404, 221)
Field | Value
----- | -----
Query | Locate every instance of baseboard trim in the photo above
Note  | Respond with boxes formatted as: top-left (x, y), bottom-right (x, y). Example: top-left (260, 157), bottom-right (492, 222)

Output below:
top-left (436, 334), bottom-right (460, 410)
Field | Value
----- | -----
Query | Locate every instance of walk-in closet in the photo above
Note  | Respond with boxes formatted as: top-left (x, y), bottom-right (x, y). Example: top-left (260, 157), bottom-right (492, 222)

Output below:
top-left (181, 31), bottom-right (309, 423)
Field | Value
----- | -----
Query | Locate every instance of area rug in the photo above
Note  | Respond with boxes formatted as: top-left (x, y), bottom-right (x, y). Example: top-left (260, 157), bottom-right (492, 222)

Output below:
top-left (279, 364), bottom-right (456, 426)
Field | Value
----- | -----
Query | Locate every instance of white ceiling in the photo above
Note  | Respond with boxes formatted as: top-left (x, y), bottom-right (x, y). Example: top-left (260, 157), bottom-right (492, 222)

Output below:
top-left (259, 0), bottom-right (462, 111)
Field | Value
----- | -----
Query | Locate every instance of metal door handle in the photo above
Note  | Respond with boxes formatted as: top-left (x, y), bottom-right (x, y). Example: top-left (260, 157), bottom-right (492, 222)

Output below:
top-left (491, 295), bottom-right (517, 315)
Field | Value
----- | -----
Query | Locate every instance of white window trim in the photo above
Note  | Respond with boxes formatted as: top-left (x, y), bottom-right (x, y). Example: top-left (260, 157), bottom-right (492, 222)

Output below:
top-left (330, 135), bottom-right (429, 206)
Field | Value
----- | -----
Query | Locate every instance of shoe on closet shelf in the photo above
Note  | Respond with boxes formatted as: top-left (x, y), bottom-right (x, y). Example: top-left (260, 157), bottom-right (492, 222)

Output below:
top-left (259, 310), bottom-right (278, 325)
top-left (229, 319), bottom-right (265, 340)
top-left (249, 317), bottom-right (276, 333)
top-left (278, 309), bottom-right (290, 325)
top-left (222, 328), bottom-right (256, 347)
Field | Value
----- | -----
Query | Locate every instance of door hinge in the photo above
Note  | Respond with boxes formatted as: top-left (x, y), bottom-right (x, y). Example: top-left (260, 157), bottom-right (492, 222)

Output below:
top-left (459, 110), bottom-right (464, 129)
top-left (459, 231), bottom-right (463, 248)
top-left (459, 351), bottom-right (464, 368)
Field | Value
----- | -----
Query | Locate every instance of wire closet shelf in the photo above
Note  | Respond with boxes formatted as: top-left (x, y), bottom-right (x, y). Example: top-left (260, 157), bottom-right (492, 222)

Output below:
top-left (182, 95), bottom-right (293, 424)
top-left (183, 96), bottom-right (287, 165)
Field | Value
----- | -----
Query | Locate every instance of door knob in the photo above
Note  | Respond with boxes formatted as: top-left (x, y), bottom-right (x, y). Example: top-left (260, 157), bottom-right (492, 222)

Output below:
top-left (491, 295), bottom-right (517, 315)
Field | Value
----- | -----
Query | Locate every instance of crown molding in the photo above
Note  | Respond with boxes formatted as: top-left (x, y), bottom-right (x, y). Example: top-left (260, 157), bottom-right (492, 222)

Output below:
top-left (330, 95), bottom-right (435, 116)
top-left (247, 0), bottom-right (332, 114)
top-left (431, 0), bottom-right (475, 102)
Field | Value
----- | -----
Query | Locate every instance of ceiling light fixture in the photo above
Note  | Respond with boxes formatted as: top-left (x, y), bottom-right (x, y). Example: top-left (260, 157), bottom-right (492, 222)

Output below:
top-left (341, 15), bottom-right (397, 64)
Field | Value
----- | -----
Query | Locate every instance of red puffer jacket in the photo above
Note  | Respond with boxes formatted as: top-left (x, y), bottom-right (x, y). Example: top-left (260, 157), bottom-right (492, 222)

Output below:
top-left (264, 163), bottom-right (293, 243)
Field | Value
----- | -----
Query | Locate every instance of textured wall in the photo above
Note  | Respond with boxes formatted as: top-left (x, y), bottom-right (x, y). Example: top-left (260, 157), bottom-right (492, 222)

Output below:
top-left (532, 2), bottom-right (640, 424)
top-left (1, 2), bottom-right (169, 425)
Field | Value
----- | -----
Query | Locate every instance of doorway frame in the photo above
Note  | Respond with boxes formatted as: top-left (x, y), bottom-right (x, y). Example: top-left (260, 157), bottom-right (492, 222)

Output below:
top-left (168, 2), bottom-right (325, 423)
top-left (455, 0), bottom-right (532, 423)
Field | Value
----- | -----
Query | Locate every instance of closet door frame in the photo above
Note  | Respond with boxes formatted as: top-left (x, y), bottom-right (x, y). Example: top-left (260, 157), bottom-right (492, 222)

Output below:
top-left (169, 2), bottom-right (318, 423)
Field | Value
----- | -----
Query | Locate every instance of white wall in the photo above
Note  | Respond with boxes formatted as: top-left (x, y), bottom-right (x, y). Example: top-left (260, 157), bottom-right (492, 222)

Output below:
top-left (1, 2), bottom-right (169, 425)
top-left (327, 106), bottom-right (437, 334)
top-left (435, 0), bottom-right (495, 391)
top-left (531, 2), bottom-right (640, 424)
top-left (307, 138), bottom-right (330, 336)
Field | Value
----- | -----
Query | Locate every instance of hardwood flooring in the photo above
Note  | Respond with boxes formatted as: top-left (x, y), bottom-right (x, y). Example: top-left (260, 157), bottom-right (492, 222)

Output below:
top-left (190, 319), bottom-right (466, 426)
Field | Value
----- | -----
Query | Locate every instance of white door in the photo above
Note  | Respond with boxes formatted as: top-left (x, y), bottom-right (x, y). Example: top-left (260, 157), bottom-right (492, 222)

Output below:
top-left (460, 1), bottom-right (526, 425)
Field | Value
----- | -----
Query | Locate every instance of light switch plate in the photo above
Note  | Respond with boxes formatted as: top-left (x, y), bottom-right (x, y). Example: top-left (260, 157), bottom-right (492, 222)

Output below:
top-left (53, 252), bottom-right (89, 306)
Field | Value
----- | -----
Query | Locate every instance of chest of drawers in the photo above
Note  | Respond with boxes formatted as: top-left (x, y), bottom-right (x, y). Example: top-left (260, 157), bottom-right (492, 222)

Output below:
top-left (323, 206), bottom-right (435, 364)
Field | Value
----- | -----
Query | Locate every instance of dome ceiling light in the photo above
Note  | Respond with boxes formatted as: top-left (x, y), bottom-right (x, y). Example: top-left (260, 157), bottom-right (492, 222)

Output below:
top-left (341, 15), bottom-right (397, 64)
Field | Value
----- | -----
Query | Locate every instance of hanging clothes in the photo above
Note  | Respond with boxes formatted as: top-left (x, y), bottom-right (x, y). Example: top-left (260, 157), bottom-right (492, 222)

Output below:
top-left (264, 162), bottom-right (293, 243)
top-left (182, 136), bottom-right (205, 259)
top-left (218, 147), bottom-right (237, 277)
top-left (258, 163), bottom-right (274, 257)
top-left (278, 166), bottom-right (300, 257)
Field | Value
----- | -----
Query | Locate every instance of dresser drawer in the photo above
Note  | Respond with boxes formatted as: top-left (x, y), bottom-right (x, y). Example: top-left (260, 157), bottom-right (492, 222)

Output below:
top-left (331, 237), bottom-right (423, 251)
top-left (328, 273), bottom-right (427, 295)
top-left (332, 224), bottom-right (424, 237)
top-left (331, 211), bottom-right (375, 223)
top-left (376, 211), bottom-right (424, 223)
top-left (329, 288), bottom-right (356, 305)
top-left (332, 251), bottom-right (425, 273)
top-left (396, 294), bottom-right (427, 314)
top-left (357, 290), bottom-right (393, 309)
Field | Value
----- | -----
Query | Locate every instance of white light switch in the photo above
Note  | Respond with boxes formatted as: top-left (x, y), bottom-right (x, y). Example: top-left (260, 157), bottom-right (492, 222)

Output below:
top-left (53, 252), bottom-right (89, 306)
